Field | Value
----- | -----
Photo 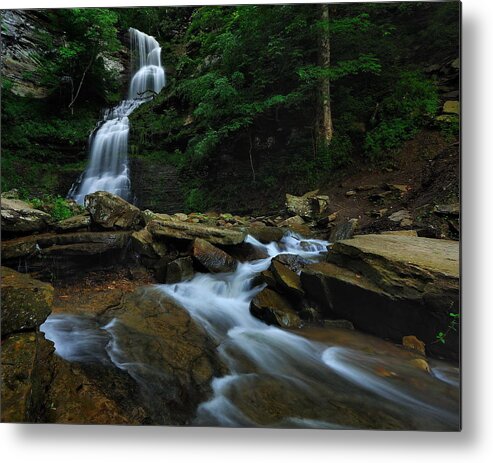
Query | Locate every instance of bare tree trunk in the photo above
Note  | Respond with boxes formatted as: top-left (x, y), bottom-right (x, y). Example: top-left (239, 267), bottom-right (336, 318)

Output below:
top-left (248, 132), bottom-right (256, 183)
top-left (319, 3), bottom-right (334, 145)
top-left (68, 57), bottom-right (93, 113)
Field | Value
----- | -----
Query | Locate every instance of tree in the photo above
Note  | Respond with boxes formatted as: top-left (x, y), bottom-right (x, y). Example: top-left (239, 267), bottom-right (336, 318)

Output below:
top-left (319, 3), bottom-right (334, 145)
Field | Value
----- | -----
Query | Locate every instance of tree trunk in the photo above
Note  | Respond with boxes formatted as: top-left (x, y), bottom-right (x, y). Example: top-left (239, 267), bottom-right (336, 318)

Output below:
top-left (319, 3), bottom-right (334, 145)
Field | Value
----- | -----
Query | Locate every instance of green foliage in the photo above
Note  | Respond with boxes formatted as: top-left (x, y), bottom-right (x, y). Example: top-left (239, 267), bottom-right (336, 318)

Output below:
top-left (28, 195), bottom-right (80, 221)
top-left (364, 71), bottom-right (440, 161)
top-left (435, 312), bottom-right (460, 345)
top-left (185, 187), bottom-right (210, 212)
top-left (39, 8), bottom-right (120, 105)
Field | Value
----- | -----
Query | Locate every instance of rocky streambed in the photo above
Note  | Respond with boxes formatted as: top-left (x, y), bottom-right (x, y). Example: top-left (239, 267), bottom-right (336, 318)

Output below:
top-left (1, 189), bottom-right (460, 428)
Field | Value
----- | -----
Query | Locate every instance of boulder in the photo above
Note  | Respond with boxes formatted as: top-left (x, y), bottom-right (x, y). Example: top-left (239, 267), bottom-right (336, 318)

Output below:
top-left (301, 234), bottom-right (459, 359)
top-left (443, 100), bottom-right (460, 115)
top-left (247, 225), bottom-right (285, 244)
top-left (1, 331), bottom-right (54, 422)
top-left (272, 253), bottom-right (309, 273)
top-left (1, 266), bottom-right (54, 336)
top-left (1, 197), bottom-right (52, 234)
top-left (329, 218), bottom-right (358, 242)
top-left (148, 219), bottom-right (246, 245)
top-left (100, 288), bottom-right (226, 424)
top-left (279, 215), bottom-right (305, 228)
top-left (402, 335), bottom-right (426, 356)
top-left (285, 190), bottom-right (329, 218)
top-left (388, 209), bottom-right (413, 227)
top-left (433, 204), bottom-right (460, 217)
top-left (250, 288), bottom-right (302, 329)
top-left (55, 213), bottom-right (91, 232)
top-left (192, 238), bottom-right (237, 273)
top-left (164, 257), bottom-right (195, 284)
top-left (269, 260), bottom-right (304, 298)
top-left (131, 227), bottom-right (168, 259)
top-left (85, 191), bottom-right (141, 230)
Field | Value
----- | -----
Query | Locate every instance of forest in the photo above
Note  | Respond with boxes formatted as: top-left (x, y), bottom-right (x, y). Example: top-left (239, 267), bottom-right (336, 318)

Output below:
top-left (1, 2), bottom-right (460, 430)
top-left (2, 2), bottom-right (459, 213)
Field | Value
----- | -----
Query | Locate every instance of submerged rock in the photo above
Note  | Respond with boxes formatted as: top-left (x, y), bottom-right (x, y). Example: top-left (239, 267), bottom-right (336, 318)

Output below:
top-left (193, 238), bottom-right (237, 273)
top-left (250, 287), bottom-right (302, 329)
top-left (85, 191), bottom-right (141, 230)
top-left (1, 266), bottom-right (54, 336)
top-left (1, 197), bottom-right (52, 234)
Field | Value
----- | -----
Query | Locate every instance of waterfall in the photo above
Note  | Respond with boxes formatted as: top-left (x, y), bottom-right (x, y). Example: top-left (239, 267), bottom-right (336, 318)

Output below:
top-left (68, 28), bottom-right (165, 204)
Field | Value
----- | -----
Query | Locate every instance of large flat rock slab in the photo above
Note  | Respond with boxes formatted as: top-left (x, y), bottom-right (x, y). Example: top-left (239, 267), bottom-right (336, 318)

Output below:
top-left (301, 235), bottom-right (459, 359)
top-left (148, 219), bottom-right (246, 245)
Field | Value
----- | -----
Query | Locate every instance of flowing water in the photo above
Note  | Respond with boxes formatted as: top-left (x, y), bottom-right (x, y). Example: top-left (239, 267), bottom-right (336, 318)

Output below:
top-left (68, 28), bottom-right (165, 204)
top-left (41, 233), bottom-right (460, 430)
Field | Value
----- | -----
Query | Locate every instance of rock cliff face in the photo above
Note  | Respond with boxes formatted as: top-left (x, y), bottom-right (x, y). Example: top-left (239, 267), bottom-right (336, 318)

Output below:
top-left (1, 10), bottom-right (51, 98)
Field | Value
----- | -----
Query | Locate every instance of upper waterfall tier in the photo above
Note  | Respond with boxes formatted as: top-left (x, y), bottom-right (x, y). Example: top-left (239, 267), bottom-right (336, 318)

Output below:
top-left (68, 28), bottom-right (166, 204)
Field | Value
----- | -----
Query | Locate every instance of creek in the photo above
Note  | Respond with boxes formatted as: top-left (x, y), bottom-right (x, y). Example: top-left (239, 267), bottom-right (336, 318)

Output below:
top-left (41, 233), bottom-right (460, 429)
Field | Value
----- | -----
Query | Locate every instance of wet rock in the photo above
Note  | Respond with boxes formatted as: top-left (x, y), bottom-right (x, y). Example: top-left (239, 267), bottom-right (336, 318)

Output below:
top-left (247, 225), bottom-right (284, 244)
top-left (301, 234), bottom-right (459, 359)
top-left (345, 190), bottom-right (357, 197)
top-left (101, 288), bottom-right (226, 424)
top-left (250, 288), bottom-right (302, 329)
top-left (272, 253), bottom-right (308, 273)
top-left (329, 218), bottom-right (358, 242)
top-left (193, 238), bottom-right (237, 273)
top-left (323, 319), bottom-right (355, 330)
top-left (2, 231), bottom-right (132, 279)
top-left (85, 191), bottom-right (141, 230)
top-left (1, 236), bottom-right (40, 260)
top-left (1, 331), bottom-right (53, 422)
top-left (1, 197), bottom-right (52, 234)
top-left (131, 227), bottom-right (167, 259)
top-left (148, 219), bottom-right (246, 245)
top-left (54, 213), bottom-right (91, 232)
top-left (409, 358), bottom-right (431, 374)
top-left (223, 242), bottom-right (269, 262)
top-left (164, 257), bottom-right (195, 284)
top-left (1, 267), bottom-right (54, 336)
top-left (402, 335), bottom-right (426, 356)
top-left (269, 260), bottom-right (304, 298)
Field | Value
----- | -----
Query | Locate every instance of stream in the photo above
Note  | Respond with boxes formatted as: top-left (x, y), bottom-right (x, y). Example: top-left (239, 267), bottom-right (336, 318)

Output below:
top-left (41, 233), bottom-right (460, 430)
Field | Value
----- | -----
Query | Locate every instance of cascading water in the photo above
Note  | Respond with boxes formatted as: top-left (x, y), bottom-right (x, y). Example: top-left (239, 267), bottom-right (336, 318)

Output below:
top-left (41, 232), bottom-right (460, 430)
top-left (68, 28), bottom-right (165, 204)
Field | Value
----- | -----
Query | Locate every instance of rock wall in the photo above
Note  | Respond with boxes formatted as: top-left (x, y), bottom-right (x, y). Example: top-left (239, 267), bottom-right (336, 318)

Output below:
top-left (1, 10), bottom-right (51, 98)
top-left (129, 156), bottom-right (185, 213)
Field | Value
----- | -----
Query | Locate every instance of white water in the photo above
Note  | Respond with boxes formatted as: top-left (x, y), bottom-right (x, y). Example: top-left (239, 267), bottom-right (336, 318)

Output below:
top-left (41, 233), bottom-right (460, 429)
top-left (68, 28), bottom-right (165, 204)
